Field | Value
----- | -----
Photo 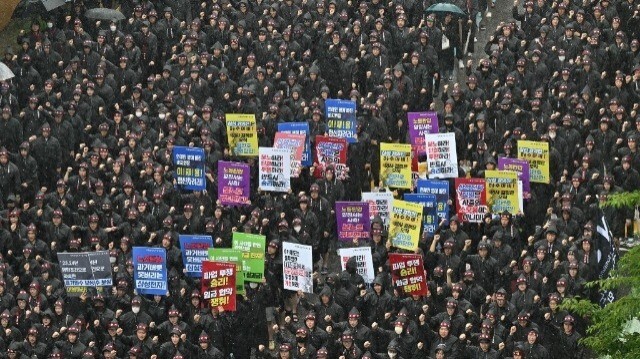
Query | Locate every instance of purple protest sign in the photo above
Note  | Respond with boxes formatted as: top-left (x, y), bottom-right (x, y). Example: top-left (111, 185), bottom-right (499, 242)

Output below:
top-left (218, 161), bottom-right (251, 206)
top-left (408, 112), bottom-right (439, 156)
top-left (335, 202), bottom-right (370, 241)
top-left (498, 158), bottom-right (530, 196)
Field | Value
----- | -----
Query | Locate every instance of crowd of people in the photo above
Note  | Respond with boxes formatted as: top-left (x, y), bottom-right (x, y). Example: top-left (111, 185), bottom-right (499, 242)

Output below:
top-left (0, 0), bottom-right (639, 357)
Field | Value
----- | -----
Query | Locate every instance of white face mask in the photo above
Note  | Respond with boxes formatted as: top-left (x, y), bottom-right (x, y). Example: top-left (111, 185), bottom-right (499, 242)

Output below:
top-left (110, 25), bottom-right (117, 32)
top-left (158, 113), bottom-right (166, 120)
top-left (186, 110), bottom-right (194, 117)
top-left (131, 306), bottom-right (140, 314)
top-left (559, 56), bottom-right (566, 61)
top-left (549, 131), bottom-right (556, 139)
top-left (293, 226), bottom-right (302, 232)
top-left (249, 282), bottom-right (258, 289)
top-left (135, 111), bottom-right (143, 118)
top-left (47, 22), bottom-right (53, 28)
top-left (388, 352), bottom-right (397, 358)
top-left (394, 327), bottom-right (403, 334)
top-left (110, 257), bottom-right (116, 264)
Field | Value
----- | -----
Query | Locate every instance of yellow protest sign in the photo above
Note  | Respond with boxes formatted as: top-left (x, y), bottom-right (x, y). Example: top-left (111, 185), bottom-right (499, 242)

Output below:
top-left (389, 200), bottom-right (423, 251)
top-left (380, 143), bottom-right (412, 189)
top-left (226, 114), bottom-right (259, 156)
top-left (485, 170), bottom-right (519, 214)
top-left (517, 140), bottom-right (550, 184)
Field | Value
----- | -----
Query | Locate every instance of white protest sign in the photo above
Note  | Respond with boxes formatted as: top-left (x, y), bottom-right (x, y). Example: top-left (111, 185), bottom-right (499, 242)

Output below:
top-left (259, 147), bottom-right (291, 192)
top-left (361, 191), bottom-right (394, 229)
top-left (338, 247), bottom-right (375, 284)
top-left (282, 242), bottom-right (313, 293)
top-left (425, 133), bottom-right (458, 178)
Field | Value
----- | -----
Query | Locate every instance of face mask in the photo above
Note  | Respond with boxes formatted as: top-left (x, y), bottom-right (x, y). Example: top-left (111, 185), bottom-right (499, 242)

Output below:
top-left (294, 226), bottom-right (302, 232)
top-left (297, 336), bottom-right (307, 343)
top-left (158, 113), bottom-right (166, 120)
top-left (395, 326), bottom-right (403, 334)
top-left (549, 132), bottom-right (556, 139)
top-left (131, 306), bottom-right (140, 314)
top-left (110, 25), bottom-right (117, 32)
top-left (110, 257), bottom-right (116, 264)
top-left (388, 352), bottom-right (397, 358)
top-left (186, 110), bottom-right (194, 116)
top-left (249, 282), bottom-right (258, 289)
top-left (47, 22), bottom-right (53, 28)
top-left (559, 56), bottom-right (566, 61)
top-left (135, 111), bottom-right (143, 118)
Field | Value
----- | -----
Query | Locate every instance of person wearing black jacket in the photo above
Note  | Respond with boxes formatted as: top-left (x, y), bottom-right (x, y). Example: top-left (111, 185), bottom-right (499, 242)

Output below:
top-left (461, 240), bottom-right (500, 295)
top-left (52, 325), bottom-right (86, 359)
top-left (118, 323), bottom-right (158, 359)
top-left (183, 331), bottom-right (224, 359)
top-left (117, 297), bottom-right (152, 336)
top-left (21, 327), bottom-right (47, 359)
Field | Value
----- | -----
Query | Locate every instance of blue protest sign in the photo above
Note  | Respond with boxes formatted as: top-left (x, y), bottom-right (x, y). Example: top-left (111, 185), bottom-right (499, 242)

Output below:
top-left (133, 247), bottom-right (168, 295)
top-left (404, 193), bottom-right (439, 236)
top-left (179, 235), bottom-right (214, 277)
top-left (325, 99), bottom-right (357, 143)
top-left (417, 179), bottom-right (450, 221)
top-left (278, 122), bottom-right (312, 166)
top-left (173, 146), bottom-right (206, 191)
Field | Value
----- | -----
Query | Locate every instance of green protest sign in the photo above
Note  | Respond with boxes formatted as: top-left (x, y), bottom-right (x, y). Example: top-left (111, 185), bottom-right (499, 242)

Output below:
top-left (232, 233), bottom-right (266, 283)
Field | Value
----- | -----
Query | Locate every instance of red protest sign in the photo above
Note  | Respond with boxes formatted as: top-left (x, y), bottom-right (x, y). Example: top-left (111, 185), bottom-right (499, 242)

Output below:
top-left (201, 261), bottom-right (236, 311)
top-left (314, 135), bottom-right (348, 178)
top-left (389, 253), bottom-right (428, 296)
top-left (454, 178), bottom-right (488, 223)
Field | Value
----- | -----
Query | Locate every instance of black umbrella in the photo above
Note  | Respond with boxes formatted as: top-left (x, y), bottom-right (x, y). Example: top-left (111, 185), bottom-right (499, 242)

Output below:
top-left (84, 8), bottom-right (126, 21)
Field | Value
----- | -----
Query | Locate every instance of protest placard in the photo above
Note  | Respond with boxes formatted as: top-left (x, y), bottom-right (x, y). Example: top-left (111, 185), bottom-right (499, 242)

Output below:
top-left (133, 247), bottom-right (167, 296)
top-left (274, 132), bottom-right (305, 177)
top-left (58, 251), bottom-right (112, 296)
top-left (454, 178), bottom-right (488, 223)
top-left (389, 200), bottom-right (423, 251)
top-left (335, 202), bottom-right (370, 241)
top-left (417, 179), bottom-right (450, 221)
top-left (325, 99), bottom-right (357, 143)
top-left (425, 133), bottom-right (458, 178)
top-left (338, 247), bottom-right (375, 283)
top-left (217, 161), bottom-right (251, 206)
top-left (517, 140), bottom-right (550, 184)
top-left (202, 261), bottom-right (236, 311)
top-left (380, 143), bottom-right (412, 189)
top-left (226, 114), bottom-right (259, 156)
top-left (361, 192), bottom-right (394, 229)
top-left (485, 170), bottom-right (519, 214)
top-left (282, 242), bottom-right (313, 293)
top-left (499, 157), bottom-right (530, 196)
top-left (278, 122), bottom-right (312, 166)
top-left (232, 232), bottom-right (266, 283)
top-left (408, 112), bottom-right (439, 156)
top-left (259, 147), bottom-right (291, 192)
top-left (208, 248), bottom-right (245, 294)
top-left (404, 193), bottom-right (438, 236)
top-left (314, 135), bottom-right (348, 178)
top-left (389, 253), bottom-right (428, 295)
top-left (179, 235), bottom-right (213, 277)
top-left (173, 146), bottom-right (206, 191)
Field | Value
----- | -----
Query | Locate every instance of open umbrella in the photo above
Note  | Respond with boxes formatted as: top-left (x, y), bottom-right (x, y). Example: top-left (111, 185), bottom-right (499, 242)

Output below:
top-left (425, 3), bottom-right (467, 16)
top-left (84, 8), bottom-right (125, 21)
top-left (40, 0), bottom-right (66, 12)
top-left (0, 63), bottom-right (15, 81)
